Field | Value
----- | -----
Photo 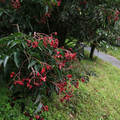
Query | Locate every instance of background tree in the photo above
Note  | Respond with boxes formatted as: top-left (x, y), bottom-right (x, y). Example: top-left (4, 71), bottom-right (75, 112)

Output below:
top-left (0, 0), bottom-right (120, 58)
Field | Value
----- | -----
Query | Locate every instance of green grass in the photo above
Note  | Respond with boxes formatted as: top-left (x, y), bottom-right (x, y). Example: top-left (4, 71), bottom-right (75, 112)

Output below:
top-left (106, 46), bottom-right (120, 60)
top-left (45, 57), bottom-right (120, 120)
top-left (1, 57), bottom-right (120, 120)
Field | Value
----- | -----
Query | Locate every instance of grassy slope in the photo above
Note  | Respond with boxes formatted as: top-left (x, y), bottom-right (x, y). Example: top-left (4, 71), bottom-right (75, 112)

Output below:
top-left (41, 57), bottom-right (120, 120)
top-left (106, 46), bottom-right (120, 60)
top-left (0, 57), bottom-right (120, 120)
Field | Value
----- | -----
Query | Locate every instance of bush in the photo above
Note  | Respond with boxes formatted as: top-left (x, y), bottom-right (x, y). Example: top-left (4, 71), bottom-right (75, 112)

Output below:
top-left (0, 32), bottom-right (82, 119)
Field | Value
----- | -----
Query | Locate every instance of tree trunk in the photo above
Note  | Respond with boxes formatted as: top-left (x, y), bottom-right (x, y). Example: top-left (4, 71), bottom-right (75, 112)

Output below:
top-left (90, 43), bottom-right (96, 59)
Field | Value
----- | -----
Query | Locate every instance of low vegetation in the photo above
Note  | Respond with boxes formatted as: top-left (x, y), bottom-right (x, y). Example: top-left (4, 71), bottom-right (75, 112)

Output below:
top-left (1, 55), bottom-right (120, 120)
top-left (106, 45), bottom-right (120, 60)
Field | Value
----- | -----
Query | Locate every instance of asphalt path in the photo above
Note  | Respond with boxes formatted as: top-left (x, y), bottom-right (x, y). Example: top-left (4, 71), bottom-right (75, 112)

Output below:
top-left (85, 47), bottom-right (120, 69)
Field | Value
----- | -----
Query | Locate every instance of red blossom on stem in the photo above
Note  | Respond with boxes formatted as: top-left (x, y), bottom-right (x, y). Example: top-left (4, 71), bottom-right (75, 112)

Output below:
top-left (43, 105), bottom-right (48, 111)
top-left (67, 74), bottom-right (72, 79)
top-left (46, 64), bottom-right (52, 70)
top-left (37, 72), bottom-right (40, 77)
top-left (11, 0), bottom-right (21, 9)
top-left (26, 40), bottom-right (31, 47)
top-left (32, 41), bottom-right (39, 48)
top-left (14, 81), bottom-right (24, 86)
top-left (10, 72), bottom-right (15, 78)
top-left (54, 32), bottom-right (57, 35)
top-left (35, 115), bottom-right (40, 120)
top-left (57, 0), bottom-right (62, 6)
top-left (41, 67), bottom-right (46, 74)
top-left (75, 81), bottom-right (79, 88)
top-left (41, 76), bottom-right (46, 82)
top-left (81, 78), bottom-right (85, 83)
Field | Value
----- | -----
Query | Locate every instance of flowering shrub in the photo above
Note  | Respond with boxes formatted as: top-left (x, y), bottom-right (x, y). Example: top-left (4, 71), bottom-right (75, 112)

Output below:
top-left (0, 32), bottom-right (84, 119)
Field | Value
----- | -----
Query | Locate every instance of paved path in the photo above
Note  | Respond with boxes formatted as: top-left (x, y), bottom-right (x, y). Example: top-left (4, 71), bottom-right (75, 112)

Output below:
top-left (85, 47), bottom-right (120, 69)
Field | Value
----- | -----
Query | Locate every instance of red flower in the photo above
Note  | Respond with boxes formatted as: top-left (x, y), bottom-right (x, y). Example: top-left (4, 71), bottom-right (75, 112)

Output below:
top-left (57, 0), bottom-right (61, 6)
top-left (11, 0), bottom-right (21, 9)
top-left (40, 118), bottom-right (44, 120)
top-left (114, 16), bottom-right (119, 22)
top-left (81, 78), bottom-right (85, 83)
top-left (50, 40), bottom-right (54, 47)
top-left (43, 38), bottom-right (47, 48)
top-left (10, 72), bottom-right (15, 78)
top-left (26, 40), bottom-right (31, 47)
top-left (41, 76), bottom-right (46, 82)
top-left (27, 83), bottom-right (32, 89)
top-left (45, 13), bottom-right (51, 18)
top-left (14, 81), bottom-right (24, 86)
top-left (29, 117), bottom-right (33, 120)
top-left (70, 53), bottom-right (76, 59)
top-left (75, 81), bottom-right (79, 88)
top-left (46, 65), bottom-right (52, 70)
top-left (37, 72), bottom-right (40, 77)
top-left (56, 51), bottom-right (60, 55)
top-left (67, 74), bottom-right (72, 79)
top-left (59, 62), bottom-right (65, 70)
top-left (34, 82), bottom-right (40, 87)
top-left (32, 41), bottom-right (38, 48)
top-left (115, 10), bottom-right (120, 16)
top-left (60, 98), bottom-right (64, 102)
top-left (35, 115), bottom-right (40, 120)
top-left (53, 39), bottom-right (59, 48)
top-left (24, 112), bottom-right (30, 117)
top-left (41, 67), bottom-right (45, 74)
top-left (54, 32), bottom-right (57, 35)
top-left (43, 105), bottom-right (48, 111)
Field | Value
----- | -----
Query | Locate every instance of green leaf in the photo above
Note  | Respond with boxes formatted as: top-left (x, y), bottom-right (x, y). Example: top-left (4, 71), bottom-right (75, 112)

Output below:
top-left (22, 42), bottom-right (25, 49)
top-left (34, 102), bottom-right (43, 114)
top-left (3, 56), bottom-right (9, 68)
top-left (10, 42), bottom-right (17, 48)
top-left (7, 40), bottom-right (13, 47)
top-left (14, 52), bottom-right (20, 68)
top-left (28, 60), bottom-right (37, 69)
top-left (0, 59), bottom-right (3, 66)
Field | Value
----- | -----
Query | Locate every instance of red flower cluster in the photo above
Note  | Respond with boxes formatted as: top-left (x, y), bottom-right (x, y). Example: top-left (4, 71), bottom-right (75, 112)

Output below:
top-left (56, 80), bottom-right (75, 103)
top-left (57, 0), bottom-right (62, 6)
top-left (33, 32), bottom-right (59, 49)
top-left (65, 51), bottom-right (76, 60)
top-left (60, 94), bottom-right (73, 102)
top-left (67, 74), bottom-right (72, 79)
top-left (42, 105), bottom-right (48, 111)
top-left (32, 41), bottom-right (39, 48)
top-left (75, 81), bottom-right (79, 88)
top-left (53, 49), bottom-right (76, 70)
top-left (14, 80), bottom-right (24, 86)
top-left (26, 40), bottom-right (39, 48)
top-left (57, 81), bottom-right (67, 94)
top-left (10, 72), bottom-right (15, 78)
top-left (81, 78), bottom-right (85, 83)
top-left (34, 115), bottom-right (44, 120)
top-left (12, 63), bottom-right (52, 89)
top-left (11, 32), bottom-right (78, 119)
top-left (11, 0), bottom-right (21, 9)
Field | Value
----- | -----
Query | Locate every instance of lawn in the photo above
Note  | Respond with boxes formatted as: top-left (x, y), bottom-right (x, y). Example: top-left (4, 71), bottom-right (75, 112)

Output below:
top-left (0, 57), bottom-right (120, 120)
top-left (106, 46), bottom-right (120, 60)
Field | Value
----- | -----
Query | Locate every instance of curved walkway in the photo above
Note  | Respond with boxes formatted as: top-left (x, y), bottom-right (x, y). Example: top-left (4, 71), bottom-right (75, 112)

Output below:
top-left (85, 47), bottom-right (120, 69)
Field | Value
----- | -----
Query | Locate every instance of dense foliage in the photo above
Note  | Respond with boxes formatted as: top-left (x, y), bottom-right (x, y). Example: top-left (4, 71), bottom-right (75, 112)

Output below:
top-left (1, 0), bottom-right (120, 60)
top-left (1, 0), bottom-right (120, 119)
top-left (0, 32), bottom-right (84, 119)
